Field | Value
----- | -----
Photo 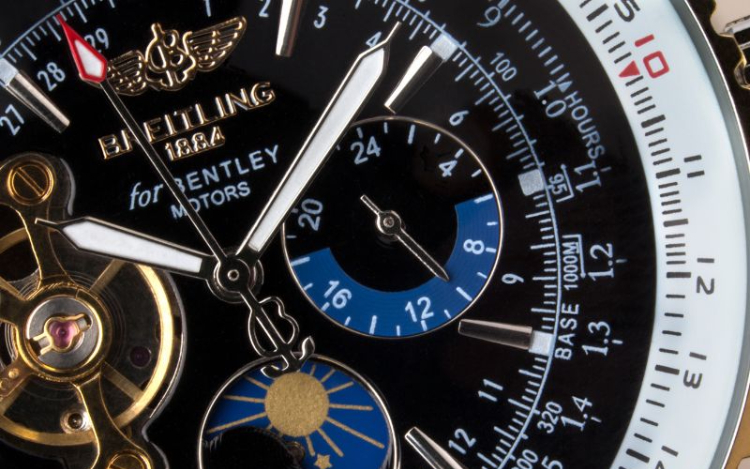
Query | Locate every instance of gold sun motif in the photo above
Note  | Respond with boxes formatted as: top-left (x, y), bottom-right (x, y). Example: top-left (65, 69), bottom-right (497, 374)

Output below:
top-left (266, 372), bottom-right (330, 437)
top-left (207, 365), bottom-right (386, 460)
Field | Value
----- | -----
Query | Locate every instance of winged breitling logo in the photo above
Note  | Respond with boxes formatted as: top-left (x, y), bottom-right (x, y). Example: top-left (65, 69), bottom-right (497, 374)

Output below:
top-left (107, 17), bottom-right (247, 96)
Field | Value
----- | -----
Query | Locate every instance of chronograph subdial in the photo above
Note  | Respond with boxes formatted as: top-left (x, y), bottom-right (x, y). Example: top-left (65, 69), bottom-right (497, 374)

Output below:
top-left (283, 117), bottom-right (502, 338)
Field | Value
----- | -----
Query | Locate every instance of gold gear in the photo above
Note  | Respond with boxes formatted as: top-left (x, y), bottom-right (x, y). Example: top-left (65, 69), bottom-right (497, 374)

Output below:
top-left (0, 154), bottom-right (183, 469)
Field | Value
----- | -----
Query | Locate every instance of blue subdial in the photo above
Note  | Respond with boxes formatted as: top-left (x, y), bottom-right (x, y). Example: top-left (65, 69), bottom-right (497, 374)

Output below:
top-left (201, 357), bottom-right (396, 469)
top-left (284, 117), bottom-right (502, 338)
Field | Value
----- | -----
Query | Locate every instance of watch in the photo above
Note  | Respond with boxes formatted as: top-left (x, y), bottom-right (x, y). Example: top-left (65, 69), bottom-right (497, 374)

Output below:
top-left (0, 1), bottom-right (749, 469)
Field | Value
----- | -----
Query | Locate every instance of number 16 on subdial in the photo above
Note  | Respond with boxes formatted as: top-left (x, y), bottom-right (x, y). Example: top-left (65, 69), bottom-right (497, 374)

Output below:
top-left (283, 117), bottom-right (502, 338)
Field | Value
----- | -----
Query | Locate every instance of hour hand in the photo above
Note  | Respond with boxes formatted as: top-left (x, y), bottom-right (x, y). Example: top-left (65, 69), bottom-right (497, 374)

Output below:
top-left (38, 217), bottom-right (214, 279)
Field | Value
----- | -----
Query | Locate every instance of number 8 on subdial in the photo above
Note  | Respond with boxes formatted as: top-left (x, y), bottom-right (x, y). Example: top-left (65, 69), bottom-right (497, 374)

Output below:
top-left (283, 117), bottom-right (502, 338)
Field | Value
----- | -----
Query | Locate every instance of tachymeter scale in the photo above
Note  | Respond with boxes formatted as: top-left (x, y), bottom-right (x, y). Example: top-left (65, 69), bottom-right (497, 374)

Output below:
top-left (283, 117), bottom-right (501, 338)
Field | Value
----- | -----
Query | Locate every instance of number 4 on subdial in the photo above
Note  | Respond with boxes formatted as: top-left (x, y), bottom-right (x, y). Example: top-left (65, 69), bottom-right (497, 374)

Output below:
top-left (283, 117), bottom-right (502, 338)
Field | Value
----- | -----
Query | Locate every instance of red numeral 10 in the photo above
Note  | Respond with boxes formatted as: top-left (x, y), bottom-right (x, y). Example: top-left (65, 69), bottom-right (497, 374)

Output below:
top-left (635, 34), bottom-right (671, 79)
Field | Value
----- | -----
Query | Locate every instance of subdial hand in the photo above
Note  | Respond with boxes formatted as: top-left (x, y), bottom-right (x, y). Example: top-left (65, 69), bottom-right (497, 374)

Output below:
top-left (360, 195), bottom-right (450, 282)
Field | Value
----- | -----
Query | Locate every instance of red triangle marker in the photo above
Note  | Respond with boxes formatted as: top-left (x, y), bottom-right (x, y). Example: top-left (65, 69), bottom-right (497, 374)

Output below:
top-left (57, 15), bottom-right (108, 84)
top-left (619, 61), bottom-right (640, 79)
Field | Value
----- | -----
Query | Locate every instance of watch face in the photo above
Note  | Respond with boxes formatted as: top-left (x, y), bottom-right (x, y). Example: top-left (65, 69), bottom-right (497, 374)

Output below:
top-left (0, 1), bottom-right (747, 469)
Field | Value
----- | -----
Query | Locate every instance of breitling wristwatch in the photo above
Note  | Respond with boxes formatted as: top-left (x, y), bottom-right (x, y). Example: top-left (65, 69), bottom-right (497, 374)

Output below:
top-left (0, 1), bottom-right (750, 469)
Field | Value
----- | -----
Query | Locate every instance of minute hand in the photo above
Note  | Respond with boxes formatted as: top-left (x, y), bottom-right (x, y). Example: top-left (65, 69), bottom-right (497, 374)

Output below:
top-left (238, 25), bottom-right (399, 261)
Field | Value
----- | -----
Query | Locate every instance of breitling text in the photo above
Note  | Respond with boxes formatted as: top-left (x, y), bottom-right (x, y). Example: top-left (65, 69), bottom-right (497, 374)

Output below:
top-left (98, 82), bottom-right (276, 160)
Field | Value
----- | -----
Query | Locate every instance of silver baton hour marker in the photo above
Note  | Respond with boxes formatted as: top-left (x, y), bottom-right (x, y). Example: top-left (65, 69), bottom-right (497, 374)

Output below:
top-left (406, 427), bottom-right (468, 469)
top-left (0, 58), bottom-right (70, 133)
top-left (276, 0), bottom-right (305, 57)
top-left (385, 33), bottom-right (459, 113)
top-left (459, 319), bottom-right (555, 357)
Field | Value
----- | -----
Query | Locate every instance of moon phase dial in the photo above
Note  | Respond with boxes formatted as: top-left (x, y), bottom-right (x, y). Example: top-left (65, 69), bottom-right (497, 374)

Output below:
top-left (284, 117), bottom-right (501, 338)
top-left (201, 357), bottom-right (396, 469)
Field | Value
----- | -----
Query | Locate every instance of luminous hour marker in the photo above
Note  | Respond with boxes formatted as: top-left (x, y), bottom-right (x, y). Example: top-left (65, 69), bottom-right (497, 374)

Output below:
top-left (276, 0), bottom-right (305, 57)
top-left (406, 427), bottom-right (468, 469)
top-left (0, 58), bottom-right (70, 133)
top-left (518, 169), bottom-right (546, 196)
top-left (459, 320), bottom-right (555, 356)
top-left (385, 33), bottom-right (459, 113)
top-left (529, 331), bottom-right (554, 356)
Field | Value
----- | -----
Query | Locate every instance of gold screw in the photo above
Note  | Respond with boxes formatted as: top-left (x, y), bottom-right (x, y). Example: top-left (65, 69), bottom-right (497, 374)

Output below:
top-left (66, 413), bottom-right (85, 431)
top-left (7, 161), bottom-right (54, 205)
top-left (7, 368), bottom-right (18, 380)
